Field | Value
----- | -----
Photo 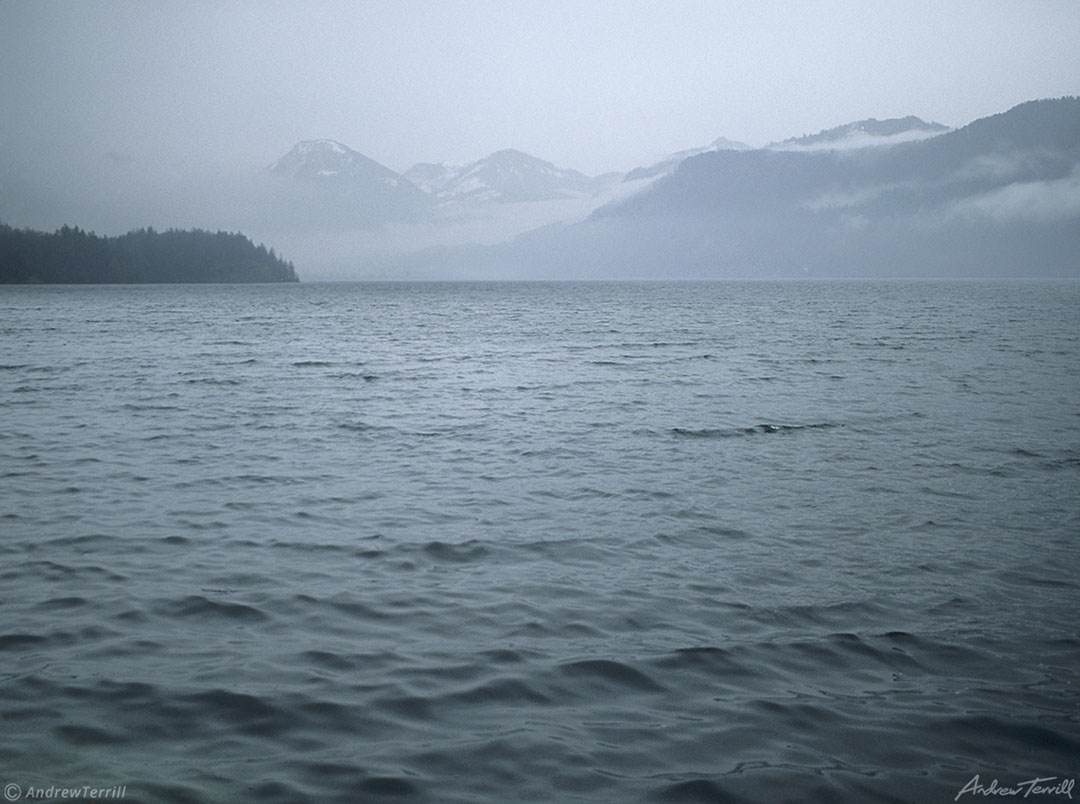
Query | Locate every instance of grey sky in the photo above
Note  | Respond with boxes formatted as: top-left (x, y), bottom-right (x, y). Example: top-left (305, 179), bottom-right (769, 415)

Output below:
top-left (1, 0), bottom-right (1078, 178)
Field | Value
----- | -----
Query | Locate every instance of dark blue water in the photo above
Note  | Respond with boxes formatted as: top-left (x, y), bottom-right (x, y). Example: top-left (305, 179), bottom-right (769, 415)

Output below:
top-left (1, 280), bottom-right (1078, 803)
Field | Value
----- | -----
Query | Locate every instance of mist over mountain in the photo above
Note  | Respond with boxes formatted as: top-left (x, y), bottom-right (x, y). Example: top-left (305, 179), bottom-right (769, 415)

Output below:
top-left (2, 98), bottom-right (1077, 280)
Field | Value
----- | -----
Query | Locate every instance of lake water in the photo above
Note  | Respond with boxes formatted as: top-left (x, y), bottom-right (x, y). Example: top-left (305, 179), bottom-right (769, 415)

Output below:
top-left (1, 280), bottom-right (1078, 803)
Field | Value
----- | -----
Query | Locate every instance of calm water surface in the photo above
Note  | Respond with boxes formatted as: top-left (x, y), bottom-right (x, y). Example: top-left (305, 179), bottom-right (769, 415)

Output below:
top-left (1, 280), bottom-right (1078, 803)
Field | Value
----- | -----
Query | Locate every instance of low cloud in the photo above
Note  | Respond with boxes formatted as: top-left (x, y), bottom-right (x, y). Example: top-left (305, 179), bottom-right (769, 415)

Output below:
top-left (946, 167), bottom-right (1080, 224)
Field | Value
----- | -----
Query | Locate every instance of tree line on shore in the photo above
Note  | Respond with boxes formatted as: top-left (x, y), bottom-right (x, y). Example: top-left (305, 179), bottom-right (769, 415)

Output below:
top-left (0, 223), bottom-right (299, 283)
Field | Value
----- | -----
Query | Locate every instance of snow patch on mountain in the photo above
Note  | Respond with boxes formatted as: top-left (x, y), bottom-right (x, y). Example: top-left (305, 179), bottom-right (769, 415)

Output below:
top-left (406, 149), bottom-right (607, 204)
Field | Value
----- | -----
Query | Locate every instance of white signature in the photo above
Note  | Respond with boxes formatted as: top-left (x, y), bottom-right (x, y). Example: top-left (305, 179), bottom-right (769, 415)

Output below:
top-left (956, 775), bottom-right (1075, 801)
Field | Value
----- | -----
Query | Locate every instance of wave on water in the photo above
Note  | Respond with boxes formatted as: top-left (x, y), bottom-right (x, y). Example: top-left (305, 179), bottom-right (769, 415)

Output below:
top-left (672, 422), bottom-right (842, 438)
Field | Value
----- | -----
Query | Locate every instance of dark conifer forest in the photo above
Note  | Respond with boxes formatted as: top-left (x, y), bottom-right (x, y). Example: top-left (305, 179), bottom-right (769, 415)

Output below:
top-left (0, 223), bottom-right (299, 283)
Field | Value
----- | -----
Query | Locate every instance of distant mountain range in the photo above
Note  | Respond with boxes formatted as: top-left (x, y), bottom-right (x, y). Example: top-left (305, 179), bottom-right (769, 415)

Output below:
top-left (259, 115), bottom-right (958, 233)
top-left (263, 116), bottom-right (953, 226)
top-left (610, 98), bottom-right (1078, 276)
top-left (391, 97), bottom-right (1080, 279)
top-left (3, 97), bottom-right (1077, 279)
top-left (258, 142), bottom-right (621, 233)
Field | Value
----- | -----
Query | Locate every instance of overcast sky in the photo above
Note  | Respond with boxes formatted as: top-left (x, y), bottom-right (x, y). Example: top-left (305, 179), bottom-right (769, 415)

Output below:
top-left (2, 0), bottom-right (1078, 177)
